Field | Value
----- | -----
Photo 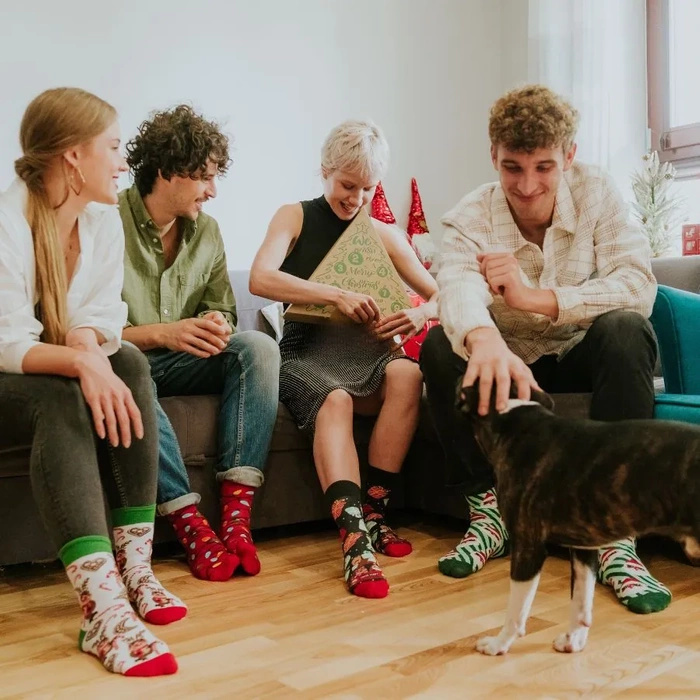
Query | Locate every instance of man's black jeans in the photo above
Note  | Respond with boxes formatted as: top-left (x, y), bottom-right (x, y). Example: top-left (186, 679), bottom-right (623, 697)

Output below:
top-left (419, 310), bottom-right (658, 495)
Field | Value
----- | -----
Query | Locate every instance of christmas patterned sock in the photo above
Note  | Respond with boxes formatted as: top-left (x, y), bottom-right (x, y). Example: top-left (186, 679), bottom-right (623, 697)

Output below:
top-left (219, 481), bottom-right (260, 576)
top-left (438, 488), bottom-right (509, 578)
top-left (362, 466), bottom-right (412, 558)
top-left (598, 537), bottom-right (672, 614)
top-left (325, 480), bottom-right (389, 599)
top-left (167, 504), bottom-right (237, 582)
top-left (113, 506), bottom-right (187, 625)
top-left (60, 536), bottom-right (177, 677)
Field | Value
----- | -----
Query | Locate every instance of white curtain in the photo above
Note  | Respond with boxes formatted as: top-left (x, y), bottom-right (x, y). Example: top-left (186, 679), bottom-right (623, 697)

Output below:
top-left (528, 0), bottom-right (615, 168)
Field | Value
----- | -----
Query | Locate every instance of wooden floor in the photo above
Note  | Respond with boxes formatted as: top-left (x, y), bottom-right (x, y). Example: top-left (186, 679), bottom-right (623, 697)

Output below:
top-left (1, 520), bottom-right (699, 699)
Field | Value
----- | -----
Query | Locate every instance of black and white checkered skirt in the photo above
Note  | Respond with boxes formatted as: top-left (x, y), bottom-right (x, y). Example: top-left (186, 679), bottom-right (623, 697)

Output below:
top-left (279, 320), bottom-right (411, 433)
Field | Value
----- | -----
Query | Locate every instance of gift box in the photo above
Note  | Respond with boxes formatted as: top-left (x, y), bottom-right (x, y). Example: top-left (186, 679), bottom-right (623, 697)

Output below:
top-left (682, 224), bottom-right (700, 256)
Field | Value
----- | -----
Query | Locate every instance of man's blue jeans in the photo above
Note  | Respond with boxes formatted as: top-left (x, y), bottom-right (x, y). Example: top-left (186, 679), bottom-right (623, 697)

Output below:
top-left (147, 330), bottom-right (280, 515)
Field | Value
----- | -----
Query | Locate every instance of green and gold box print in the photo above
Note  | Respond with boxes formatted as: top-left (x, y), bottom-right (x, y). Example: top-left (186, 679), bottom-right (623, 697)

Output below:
top-left (285, 208), bottom-right (411, 324)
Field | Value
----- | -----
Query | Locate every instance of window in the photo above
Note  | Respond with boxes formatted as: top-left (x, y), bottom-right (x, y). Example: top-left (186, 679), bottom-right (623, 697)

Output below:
top-left (677, 179), bottom-right (700, 223)
top-left (647, 0), bottom-right (700, 177)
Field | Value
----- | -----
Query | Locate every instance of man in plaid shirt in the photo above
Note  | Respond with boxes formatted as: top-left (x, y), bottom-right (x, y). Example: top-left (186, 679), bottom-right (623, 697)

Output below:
top-left (421, 85), bottom-right (668, 614)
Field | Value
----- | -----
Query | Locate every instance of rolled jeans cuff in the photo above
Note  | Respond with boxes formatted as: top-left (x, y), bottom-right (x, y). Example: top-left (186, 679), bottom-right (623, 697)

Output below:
top-left (157, 492), bottom-right (201, 516)
top-left (216, 466), bottom-right (264, 488)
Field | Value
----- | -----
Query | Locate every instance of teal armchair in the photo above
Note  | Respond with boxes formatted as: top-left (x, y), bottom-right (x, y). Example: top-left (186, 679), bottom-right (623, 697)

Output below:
top-left (651, 284), bottom-right (700, 424)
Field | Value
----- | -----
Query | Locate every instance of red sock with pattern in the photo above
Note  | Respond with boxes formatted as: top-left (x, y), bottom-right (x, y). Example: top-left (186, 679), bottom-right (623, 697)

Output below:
top-left (219, 481), bottom-right (261, 576)
top-left (167, 505), bottom-right (237, 582)
top-left (363, 466), bottom-right (412, 558)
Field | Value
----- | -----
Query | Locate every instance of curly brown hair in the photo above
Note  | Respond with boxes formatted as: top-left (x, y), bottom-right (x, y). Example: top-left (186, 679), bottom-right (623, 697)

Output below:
top-left (126, 105), bottom-right (231, 195)
top-left (489, 85), bottom-right (579, 153)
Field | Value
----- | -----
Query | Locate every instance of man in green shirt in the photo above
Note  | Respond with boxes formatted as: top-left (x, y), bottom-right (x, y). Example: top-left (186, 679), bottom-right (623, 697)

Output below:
top-left (119, 105), bottom-right (280, 582)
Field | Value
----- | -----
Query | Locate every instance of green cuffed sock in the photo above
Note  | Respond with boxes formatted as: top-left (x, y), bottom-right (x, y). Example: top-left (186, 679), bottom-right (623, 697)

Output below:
top-left (438, 489), bottom-right (509, 578)
top-left (111, 505), bottom-right (156, 527)
top-left (598, 538), bottom-right (672, 614)
top-left (59, 535), bottom-right (112, 566)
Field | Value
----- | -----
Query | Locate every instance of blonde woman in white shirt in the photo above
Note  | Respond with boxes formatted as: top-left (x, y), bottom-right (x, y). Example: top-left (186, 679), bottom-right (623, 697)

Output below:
top-left (0, 88), bottom-right (184, 676)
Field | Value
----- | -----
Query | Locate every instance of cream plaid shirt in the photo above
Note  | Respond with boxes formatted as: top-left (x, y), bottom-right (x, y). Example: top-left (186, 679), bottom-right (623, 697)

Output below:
top-left (437, 162), bottom-right (657, 363)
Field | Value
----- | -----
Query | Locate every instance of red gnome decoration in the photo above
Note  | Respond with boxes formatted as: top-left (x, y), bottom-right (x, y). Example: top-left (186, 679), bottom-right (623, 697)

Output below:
top-left (401, 178), bottom-right (439, 360)
top-left (373, 181), bottom-right (422, 258)
top-left (370, 180), bottom-right (439, 361)
top-left (406, 178), bottom-right (435, 270)
top-left (370, 181), bottom-right (396, 224)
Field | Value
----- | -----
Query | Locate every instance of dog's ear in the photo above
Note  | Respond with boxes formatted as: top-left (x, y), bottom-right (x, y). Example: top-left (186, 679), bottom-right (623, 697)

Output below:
top-left (455, 382), bottom-right (480, 417)
top-left (530, 388), bottom-right (555, 412)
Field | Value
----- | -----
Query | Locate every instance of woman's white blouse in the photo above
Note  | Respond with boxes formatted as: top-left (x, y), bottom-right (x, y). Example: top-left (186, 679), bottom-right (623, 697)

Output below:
top-left (0, 178), bottom-right (127, 374)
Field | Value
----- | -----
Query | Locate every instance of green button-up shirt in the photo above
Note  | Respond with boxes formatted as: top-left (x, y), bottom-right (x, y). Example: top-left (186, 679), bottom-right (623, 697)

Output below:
top-left (118, 185), bottom-right (237, 330)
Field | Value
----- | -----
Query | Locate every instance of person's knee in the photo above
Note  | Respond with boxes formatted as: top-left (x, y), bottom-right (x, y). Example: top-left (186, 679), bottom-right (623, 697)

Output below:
top-left (319, 389), bottom-right (354, 418)
top-left (588, 310), bottom-right (656, 362)
top-left (110, 341), bottom-right (151, 382)
top-left (591, 310), bottom-right (650, 335)
top-left (41, 378), bottom-right (92, 431)
top-left (386, 360), bottom-right (423, 396)
top-left (225, 331), bottom-right (280, 371)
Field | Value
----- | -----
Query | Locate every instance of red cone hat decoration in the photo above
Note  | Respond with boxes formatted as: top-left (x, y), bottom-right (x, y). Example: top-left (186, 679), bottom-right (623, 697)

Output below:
top-left (370, 181), bottom-right (396, 224)
top-left (406, 178), bottom-right (435, 269)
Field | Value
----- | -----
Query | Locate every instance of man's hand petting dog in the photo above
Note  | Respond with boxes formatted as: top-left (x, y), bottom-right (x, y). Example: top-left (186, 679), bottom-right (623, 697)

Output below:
top-left (463, 326), bottom-right (540, 415)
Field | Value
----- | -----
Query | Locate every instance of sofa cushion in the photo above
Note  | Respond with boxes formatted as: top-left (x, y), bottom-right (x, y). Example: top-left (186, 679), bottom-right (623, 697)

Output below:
top-left (159, 396), bottom-right (310, 458)
top-left (654, 393), bottom-right (700, 424)
top-left (0, 403), bottom-right (34, 478)
top-left (651, 256), bottom-right (700, 294)
top-left (229, 269), bottom-right (275, 335)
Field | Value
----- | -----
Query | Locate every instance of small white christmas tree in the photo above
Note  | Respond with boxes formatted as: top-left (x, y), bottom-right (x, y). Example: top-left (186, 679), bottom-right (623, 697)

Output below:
top-left (631, 151), bottom-right (684, 257)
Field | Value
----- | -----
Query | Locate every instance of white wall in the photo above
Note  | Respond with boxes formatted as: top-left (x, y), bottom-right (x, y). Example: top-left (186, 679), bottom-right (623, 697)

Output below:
top-left (604, 0), bottom-right (648, 198)
top-left (520, 0), bottom-right (648, 198)
top-left (499, 0), bottom-right (530, 92)
top-left (0, 0), bottom-right (503, 267)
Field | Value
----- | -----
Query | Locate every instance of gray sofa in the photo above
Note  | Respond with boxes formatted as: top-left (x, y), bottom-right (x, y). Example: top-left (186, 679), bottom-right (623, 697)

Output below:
top-left (2, 257), bottom-right (700, 566)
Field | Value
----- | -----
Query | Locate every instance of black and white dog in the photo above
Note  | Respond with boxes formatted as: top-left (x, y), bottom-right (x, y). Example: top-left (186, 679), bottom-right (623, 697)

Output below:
top-left (456, 385), bottom-right (700, 656)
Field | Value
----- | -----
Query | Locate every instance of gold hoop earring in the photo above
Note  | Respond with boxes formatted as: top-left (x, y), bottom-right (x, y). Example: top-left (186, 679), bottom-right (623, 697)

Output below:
top-left (69, 166), bottom-right (86, 196)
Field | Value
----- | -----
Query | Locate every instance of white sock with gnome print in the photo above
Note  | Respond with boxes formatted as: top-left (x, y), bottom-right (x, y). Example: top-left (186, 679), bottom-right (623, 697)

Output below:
top-left (438, 488), bottom-right (509, 578)
top-left (60, 536), bottom-right (178, 676)
top-left (597, 537), bottom-right (672, 614)
top-left (112, 505), bottom-right (187, 625)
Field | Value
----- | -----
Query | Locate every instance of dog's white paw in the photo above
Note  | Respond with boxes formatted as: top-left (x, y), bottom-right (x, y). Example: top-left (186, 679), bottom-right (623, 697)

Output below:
top-left (553, 628), bottom-right (588, 653)
top-left (476, 635), bottom-right (509, 656)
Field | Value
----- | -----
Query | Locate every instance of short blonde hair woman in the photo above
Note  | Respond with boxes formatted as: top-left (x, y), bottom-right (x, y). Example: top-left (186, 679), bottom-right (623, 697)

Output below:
top-left (0, 88), bottom-right (184, 676)
top-left (250, 120), bottom-right (438, 599)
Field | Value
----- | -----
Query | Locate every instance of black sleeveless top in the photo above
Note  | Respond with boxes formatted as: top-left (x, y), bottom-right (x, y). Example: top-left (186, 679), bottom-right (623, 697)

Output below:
top-left (277, 195), bottom-right (410, 433)
top-left (280, 196), bottom-right (356, 281)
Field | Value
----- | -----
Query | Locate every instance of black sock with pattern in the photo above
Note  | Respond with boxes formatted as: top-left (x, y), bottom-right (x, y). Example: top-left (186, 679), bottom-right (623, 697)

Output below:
top-left (362, 466), bottom-right (413, 557)
top-left (324, 480), bottom-right (388, 599)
